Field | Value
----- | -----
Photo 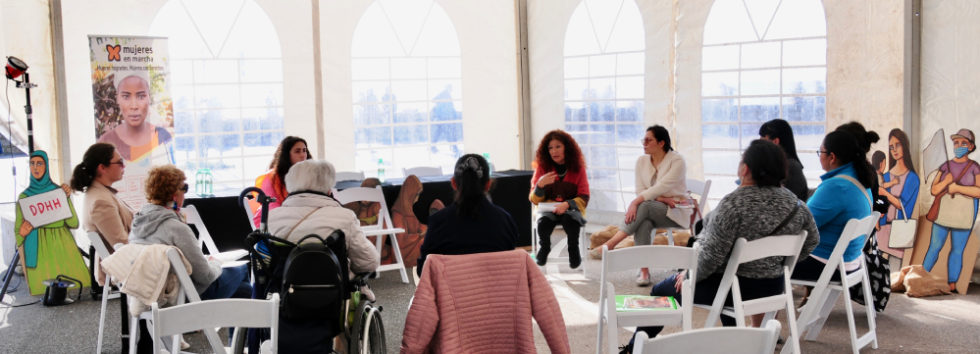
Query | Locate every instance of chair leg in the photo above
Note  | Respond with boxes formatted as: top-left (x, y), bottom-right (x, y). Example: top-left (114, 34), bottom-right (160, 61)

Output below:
top-left (595, 308), bottom-right (604, 354)
top-left (803, 289), bottom-right (839, 341)
top-left (666, 229), bottom-right (675, 246)
top-left (861, 273), bottom-right (879, 349)
top-left (839, 283), bottom-right (861, 354)
top-left (96, 279), bottom-right (111, 354)
top-left (386, 234), bottom-right (409, 284)
top-left (129, 315), bottom-right (138, 354)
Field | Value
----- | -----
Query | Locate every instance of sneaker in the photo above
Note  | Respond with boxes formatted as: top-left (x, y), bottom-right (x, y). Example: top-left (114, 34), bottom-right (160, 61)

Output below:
top-left (589, 247), bottom-right (602, 260)
top-left (635, 272), bottom-right (651, 286)
top-left (536, 247), bottom-right (550, 266)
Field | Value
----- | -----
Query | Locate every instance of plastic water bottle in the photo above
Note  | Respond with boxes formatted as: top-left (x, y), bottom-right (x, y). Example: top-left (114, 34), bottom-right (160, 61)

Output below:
top-left (482, 153), bottom-right (494, 177)
top-left (377, 158), bottom-right (386, 182)
top-left (195, 168), bottom-right (213, 196)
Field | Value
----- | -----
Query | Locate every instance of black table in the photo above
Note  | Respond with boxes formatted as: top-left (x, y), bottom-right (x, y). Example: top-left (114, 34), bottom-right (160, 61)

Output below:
top-left (185, 169), bottom-right (534, 250)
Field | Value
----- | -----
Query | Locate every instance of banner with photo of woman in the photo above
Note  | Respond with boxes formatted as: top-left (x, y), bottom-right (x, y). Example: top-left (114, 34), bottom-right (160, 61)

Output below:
top-left (89, 35), bottom-right (175, 208)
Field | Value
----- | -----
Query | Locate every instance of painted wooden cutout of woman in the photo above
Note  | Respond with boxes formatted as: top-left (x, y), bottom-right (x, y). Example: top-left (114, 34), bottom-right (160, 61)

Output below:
top-left (14, 151), bottom-right (91, 295)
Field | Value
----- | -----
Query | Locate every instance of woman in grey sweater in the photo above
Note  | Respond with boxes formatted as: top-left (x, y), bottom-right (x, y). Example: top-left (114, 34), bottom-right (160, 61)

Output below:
top-left (624, 140), bottom-right (819, 352)
top-left (129, 165), bottom-right (251, 300)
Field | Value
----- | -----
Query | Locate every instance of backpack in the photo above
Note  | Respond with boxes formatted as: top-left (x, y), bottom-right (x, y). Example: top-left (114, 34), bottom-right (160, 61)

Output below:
top-left (279, 231), bottom-right (351, 321)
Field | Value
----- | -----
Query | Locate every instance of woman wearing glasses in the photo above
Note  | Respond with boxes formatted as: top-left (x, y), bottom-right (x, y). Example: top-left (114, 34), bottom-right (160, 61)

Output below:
top-left (129, 165), bottom-right (251, 300)
top-left (72, 143), bottom-right (133, 256)
top-left (591, 125), bottom-right (690, 286)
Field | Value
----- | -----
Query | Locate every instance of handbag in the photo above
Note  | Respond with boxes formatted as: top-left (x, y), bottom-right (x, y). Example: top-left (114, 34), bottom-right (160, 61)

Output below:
top-left (888, 200), bottom-right (917, 249)
top-left (926, 161), bottom-right (977, 222)
top-left (836, 175), bottom-right (890, 312)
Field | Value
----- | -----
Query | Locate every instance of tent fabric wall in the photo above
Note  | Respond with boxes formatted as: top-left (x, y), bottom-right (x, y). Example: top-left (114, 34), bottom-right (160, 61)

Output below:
top-left (1, 0), bottom-right (60, 180)
top-left (920, 0), bottom-right (980, 160)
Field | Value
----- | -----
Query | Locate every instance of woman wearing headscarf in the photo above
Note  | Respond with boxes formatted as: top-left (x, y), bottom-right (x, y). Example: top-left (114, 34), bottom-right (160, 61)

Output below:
top-left (15, 150), bottom-right (91, 295)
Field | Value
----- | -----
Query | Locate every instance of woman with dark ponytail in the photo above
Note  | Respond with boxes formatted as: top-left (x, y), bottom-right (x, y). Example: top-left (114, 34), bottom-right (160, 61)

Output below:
top-left (792, 130), bottom-right (875, 282)
top-left (71, 143), bottom-right (133, 254)
top-left (416, 154), bottom-right (519, 277)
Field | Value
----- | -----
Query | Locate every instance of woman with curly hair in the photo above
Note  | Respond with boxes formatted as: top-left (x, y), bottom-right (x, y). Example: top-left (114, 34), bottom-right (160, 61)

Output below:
top-left (592, 125), bottom-right (689, 286)
top-left (129, 165), bottom-right (251, 300)
top-left (252, 136), bottom-right (312, 227)
top-left (529, 129), bottom-right (589, 268)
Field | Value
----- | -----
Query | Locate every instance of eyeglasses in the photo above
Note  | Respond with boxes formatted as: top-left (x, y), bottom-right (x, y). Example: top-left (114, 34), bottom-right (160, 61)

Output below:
top-left (179, 183), bottom-right (189, 193)
top-left (108, 160), bottom-right (125, 167)
top-left (29, 161), bottom-right (45, 167)
top-left (816, 150), bottom-right (829, 156)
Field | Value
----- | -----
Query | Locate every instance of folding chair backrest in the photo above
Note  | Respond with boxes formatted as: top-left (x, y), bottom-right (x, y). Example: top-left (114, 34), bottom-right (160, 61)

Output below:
top-left (633, 319), bottom-right (781, 354)
top-left (87, 231), bottom-right (112, 259)
top-left (182, 205), bottom-right (220, 255)
top-left (403, 166), bottom-right (442, 177)
top-left (731, 232), bottom-right (809, 267)
top-left (601, 245), bottom-right (697, 277)
top-left (240, 191), bottom-right (259, 231)
top-left (808, 213), bottom-right (879, 303)
top-left (333, 186), bottom-right (394, 231)
top-left (151, 293), bottom-right (280, 354)
top-left (336, 171), bottom-right (366, 182)
top-left (685, 178), bottom-right (711, 211)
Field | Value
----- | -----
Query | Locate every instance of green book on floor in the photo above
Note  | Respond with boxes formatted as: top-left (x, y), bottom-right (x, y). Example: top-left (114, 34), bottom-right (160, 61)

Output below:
top-left (615, 295), bottom-right (678, 311)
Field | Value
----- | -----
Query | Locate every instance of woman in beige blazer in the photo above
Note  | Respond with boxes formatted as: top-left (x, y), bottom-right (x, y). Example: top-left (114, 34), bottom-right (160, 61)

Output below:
top-left (70, 143), bottom-right (132, 256)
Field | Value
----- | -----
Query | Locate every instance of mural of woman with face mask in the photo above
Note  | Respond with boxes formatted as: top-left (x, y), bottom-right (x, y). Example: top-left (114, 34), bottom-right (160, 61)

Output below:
top-left (923, 129), bottom-right (980, 293)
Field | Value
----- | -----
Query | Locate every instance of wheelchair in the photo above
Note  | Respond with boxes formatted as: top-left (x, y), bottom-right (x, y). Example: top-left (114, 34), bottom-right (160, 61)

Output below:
top-left (239, 187), bottom-right (386, 354)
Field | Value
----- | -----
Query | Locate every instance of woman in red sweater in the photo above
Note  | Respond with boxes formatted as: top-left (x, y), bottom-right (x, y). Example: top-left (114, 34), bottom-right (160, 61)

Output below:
top-left (529, 130), bottom-right (590, 268)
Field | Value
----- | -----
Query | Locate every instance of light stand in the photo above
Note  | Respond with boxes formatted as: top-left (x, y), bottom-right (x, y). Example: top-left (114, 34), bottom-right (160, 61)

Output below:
top-left (1, 56), bottom-right (35, 304)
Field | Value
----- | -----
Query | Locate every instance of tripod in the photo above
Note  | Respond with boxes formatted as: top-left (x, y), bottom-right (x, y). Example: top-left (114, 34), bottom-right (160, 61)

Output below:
top-left (1, 59), bottom-right (36, 303)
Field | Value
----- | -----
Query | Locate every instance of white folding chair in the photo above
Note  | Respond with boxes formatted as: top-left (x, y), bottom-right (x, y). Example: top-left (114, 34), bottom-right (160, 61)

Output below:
top-left (183, 205), bottom-right (248, 262)
top-left (241, 190), bottom-right (259, 231)
top-left (183, 205), bottom-right (220, 255)
top-left (530, 205), bottom-right (587, 271)
top-left (336, 171), bottom-right (366, 182)
top-left (661, 178), bottom-right (711, 246)
top-left (127, 248), bottom-right (225, 354)
top-left (151, 293), bottom-right (279, 354)
top-left (633, 319), bottom-right (781, 354)
top-left (403, 166), bottom-right (442, 177)
top-left (694, 232), bottom-right (809, 354)
top-left (790, 213), bottom-right (880, 354)
top-left (596, 245), bottom-right (698, 354)
top-left (334, 186), bottom-right (409, 283)
top-left (86, 231), bottom-right (121, 354)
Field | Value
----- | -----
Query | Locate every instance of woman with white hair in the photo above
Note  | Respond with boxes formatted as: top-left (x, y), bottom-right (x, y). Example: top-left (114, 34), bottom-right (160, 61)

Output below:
top-left (267, 160), bottom-right (380, 275)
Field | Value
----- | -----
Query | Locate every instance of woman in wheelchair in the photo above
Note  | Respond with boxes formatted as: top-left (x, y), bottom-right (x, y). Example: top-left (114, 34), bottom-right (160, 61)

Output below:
top-left (267, 159), bottom-right (380, 273)
top-left (129, 165), bottom-right (252, 301)
top-left (265, 159), bottom-right (383, 353)
top-left (417, 154), bottom-right (520, 276)
top-left (622, 140), bottom-right (819, 353)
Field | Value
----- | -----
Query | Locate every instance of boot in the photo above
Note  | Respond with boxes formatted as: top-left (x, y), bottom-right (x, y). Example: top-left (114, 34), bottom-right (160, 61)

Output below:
top-left (536, 245), bottom-right (550, 266)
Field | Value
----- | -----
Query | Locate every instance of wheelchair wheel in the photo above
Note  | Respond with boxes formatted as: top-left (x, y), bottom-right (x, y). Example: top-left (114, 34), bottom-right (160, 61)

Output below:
top-left (350, 298), bottom-right (386, 354)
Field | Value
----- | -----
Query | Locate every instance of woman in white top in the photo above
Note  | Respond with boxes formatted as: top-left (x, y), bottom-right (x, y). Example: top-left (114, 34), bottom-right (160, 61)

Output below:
top-left (591, 125), bottom-right (689, 285)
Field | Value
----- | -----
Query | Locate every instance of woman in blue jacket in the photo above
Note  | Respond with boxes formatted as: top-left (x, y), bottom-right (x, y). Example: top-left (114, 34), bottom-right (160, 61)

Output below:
top-left (792, 130), bottom-right (875, 282)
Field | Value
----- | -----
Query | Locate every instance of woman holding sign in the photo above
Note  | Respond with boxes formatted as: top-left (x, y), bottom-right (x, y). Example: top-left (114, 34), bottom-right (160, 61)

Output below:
top-left (15, 150), bottom-right (90, 295)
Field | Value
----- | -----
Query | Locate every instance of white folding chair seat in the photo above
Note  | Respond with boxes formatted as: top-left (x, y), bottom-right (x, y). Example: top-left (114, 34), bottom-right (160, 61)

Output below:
top-left (151, 294), bottom-right (279, 354)
top-left (693, 232), bottom-right (809, 354)
top-left (334, 186), bottom-right (409, 283)
top-left (127, 248), bottom-right (226, 354)
top-left (596, 245), bottom-right (698, 354)
top-left (403, 166), bottom-right (442, 178)
top-left (86, 231), bottom-right (121, 354)
top-left (790, 213), bottom-right (879, 354)
top-left (336, 171), bottom-right (366, 182)
top-left (633, 319), bottom-right (781, 354)
top-left (530, 205), bottom-right (586, 271)
top-left (661, 178), bottom-right (711, 246)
